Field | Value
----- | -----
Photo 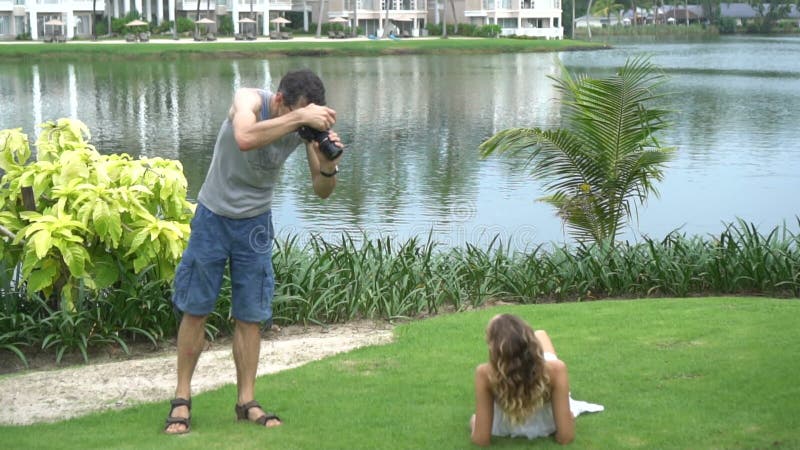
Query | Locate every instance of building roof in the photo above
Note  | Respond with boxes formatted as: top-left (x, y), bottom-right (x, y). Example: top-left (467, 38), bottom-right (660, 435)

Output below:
top-left (720, 3), bottom-right (800, 19)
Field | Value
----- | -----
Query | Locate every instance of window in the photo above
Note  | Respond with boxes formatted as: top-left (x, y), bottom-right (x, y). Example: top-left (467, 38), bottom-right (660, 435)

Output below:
top-left (0, 15), bottom-right (10, 35)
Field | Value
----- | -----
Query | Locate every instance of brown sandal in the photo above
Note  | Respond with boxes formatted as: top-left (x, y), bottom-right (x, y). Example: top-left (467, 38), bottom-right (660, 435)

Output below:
top-left (164, 398), bottom-right (192, 434)
top-left (235, 400), bottom-right (282, 427)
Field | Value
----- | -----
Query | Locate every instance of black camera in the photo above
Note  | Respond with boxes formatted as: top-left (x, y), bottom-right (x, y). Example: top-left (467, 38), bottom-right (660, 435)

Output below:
top-left (297, 126), bottom-right (342, 161)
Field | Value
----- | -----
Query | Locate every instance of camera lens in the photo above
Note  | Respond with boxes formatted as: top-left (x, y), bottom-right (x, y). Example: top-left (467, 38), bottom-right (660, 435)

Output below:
top-left (298, 126), bottom-right (342, 161)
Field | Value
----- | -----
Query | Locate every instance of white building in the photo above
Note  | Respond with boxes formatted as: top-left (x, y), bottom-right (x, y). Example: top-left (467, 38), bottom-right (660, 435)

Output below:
top-left (1, 0), bottom-right (561, 40)
top-left (464, 0), bottom-right (562, 39)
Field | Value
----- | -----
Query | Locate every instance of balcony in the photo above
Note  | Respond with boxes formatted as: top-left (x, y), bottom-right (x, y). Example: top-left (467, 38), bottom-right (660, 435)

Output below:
top-left (233, 0), bottom-right (294, 10)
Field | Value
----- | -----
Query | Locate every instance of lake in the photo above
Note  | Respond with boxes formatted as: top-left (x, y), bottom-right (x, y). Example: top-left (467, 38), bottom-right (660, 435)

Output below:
top-left (1, 35), bottom-right (798, 249)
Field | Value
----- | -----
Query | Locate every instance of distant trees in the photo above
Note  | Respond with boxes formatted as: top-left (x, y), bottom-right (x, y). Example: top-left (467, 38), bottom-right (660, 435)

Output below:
top-left (747, 0), bottom-right (797, 32)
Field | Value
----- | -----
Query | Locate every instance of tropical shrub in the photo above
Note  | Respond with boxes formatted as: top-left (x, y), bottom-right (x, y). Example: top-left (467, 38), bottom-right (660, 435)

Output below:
top-left (152, 19), bottom-right (173, 35)
top-left (718, 17), bottom-right (738, 34)
top-left (476, 24), bottom-right (502, 37)
top-left (481, 57), bottom-right (674, 245)
top-left (218, 16), bottom-right (233, 35)
top-left (0, 119), bottom-right (194, 310)
top-left (111, 11), bottom-right (143, 35)
top-left (177, 17), bottom-right (196, 34)
top-left (95, 21), bottom-right (108, 36)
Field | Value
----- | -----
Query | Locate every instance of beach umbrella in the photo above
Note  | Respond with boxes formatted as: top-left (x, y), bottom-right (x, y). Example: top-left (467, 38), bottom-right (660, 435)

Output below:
top-left (270, 16), bottom-right (291, 32)
top-left (44, 18), bottom-right (64, 39)
top-left (239, 17), bottom-right (256, 35)
top-left (196, 17), bottom-right (216, 34)
top-left (329, 16), bottom-right (348, 23)
top-left (125, 19), bottom-right (148, 27)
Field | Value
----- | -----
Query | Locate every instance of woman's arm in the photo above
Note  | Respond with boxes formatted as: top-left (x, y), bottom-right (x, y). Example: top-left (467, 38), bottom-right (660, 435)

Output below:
top-left (548, 359), bottom-right (575, 445)
top-left (535, 329), bottom-right (556, 356)
top-left (471, 363), bottom-right (494, 447)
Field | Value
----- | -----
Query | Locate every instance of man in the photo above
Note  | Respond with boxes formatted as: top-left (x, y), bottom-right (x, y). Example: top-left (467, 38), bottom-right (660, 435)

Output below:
top-left (164, 69), bottom-right (343, 434)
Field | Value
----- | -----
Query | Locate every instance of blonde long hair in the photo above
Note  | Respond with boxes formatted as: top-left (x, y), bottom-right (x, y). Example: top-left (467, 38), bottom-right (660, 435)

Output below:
top-left (486, 314), bottom-right (551, 425)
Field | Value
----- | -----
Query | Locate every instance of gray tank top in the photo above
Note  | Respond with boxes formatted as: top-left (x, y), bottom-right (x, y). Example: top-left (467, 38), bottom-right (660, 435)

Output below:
top-left (197, 89), bottom-right (303, 219)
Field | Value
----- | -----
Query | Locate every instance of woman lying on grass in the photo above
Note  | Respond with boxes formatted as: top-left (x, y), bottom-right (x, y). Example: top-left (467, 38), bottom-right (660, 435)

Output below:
top-left (470, 314), bottom-right (603, 446)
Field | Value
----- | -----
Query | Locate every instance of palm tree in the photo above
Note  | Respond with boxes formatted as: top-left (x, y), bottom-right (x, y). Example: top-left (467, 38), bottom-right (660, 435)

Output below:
top-left (592, 0), bottom-right (624, 26)
top-left (352, 0), bottom-right (358, 37)
top-left (450, 0), bottom-right (458, 34)
top-left (480, 57), bottom-right (675, 245)
top-left (585, 0), bottom-right (594, 39)
top-left (383, 0), bottom-right (391, 38)
top-left (317, 0), bottom-right (326, 38)
top-left (441, 0), bottom-right (447, 37)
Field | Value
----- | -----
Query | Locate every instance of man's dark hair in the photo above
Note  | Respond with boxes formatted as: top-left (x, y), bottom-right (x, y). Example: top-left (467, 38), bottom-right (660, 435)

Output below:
top-left (278, 69), bottom-right (326, 107)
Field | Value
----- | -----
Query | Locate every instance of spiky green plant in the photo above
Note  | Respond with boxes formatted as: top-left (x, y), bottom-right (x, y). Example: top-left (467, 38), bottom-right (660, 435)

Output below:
top-left (480, 57), bottom-right (675, 245)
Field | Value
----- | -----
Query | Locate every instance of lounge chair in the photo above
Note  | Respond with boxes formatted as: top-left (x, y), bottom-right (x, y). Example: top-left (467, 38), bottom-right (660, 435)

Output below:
top-left (56, 34), bottom-right (67, 43)
top-left (126, 33), bottom-right (138, 42)
top-left (139, 32), bottom-right (149, 42)
top-left (245, 32), bottom-right (256, 40)
top-left (336, 31), bottom-right (346, 39)
top-left (206, 32), bottom-right (217, 41)
top-left (43, 34), bottom-right (54, 43)
top-left (193, 33), bottom-right (204, 41)
top-left (234, 33), bottom-right (245, 41)
top-left (328, 31), bottom-right (337, 39)
top-left (270, 31), bottom-right (280, 40)
top-left (401, 30), bottom-right (411, 38)
top-left (280, 31), bottom-right (292, 40)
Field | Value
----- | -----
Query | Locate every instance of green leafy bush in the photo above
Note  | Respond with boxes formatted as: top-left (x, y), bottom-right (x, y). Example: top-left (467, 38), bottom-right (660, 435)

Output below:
top-left (218, 16), bottom-right (233, 35)
top-left (0, 119), bottom-right (193, 309)
top-left (718, 17), bottom-right (737, 34)
top-left (177, 17), bottom-right (196, 34)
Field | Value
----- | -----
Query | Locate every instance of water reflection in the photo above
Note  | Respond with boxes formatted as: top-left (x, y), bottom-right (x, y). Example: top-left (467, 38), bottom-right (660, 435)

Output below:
top-left (1, 38), bottom-right (798, 248)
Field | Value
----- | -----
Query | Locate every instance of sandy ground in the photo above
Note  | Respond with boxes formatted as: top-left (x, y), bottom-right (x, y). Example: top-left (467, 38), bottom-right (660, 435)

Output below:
top-left (0, 321), bottom-right (393, 426)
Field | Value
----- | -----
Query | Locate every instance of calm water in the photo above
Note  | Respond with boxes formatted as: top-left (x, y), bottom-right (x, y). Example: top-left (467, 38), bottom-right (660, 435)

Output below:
top-left (1, 36), bottom-right (799, 248)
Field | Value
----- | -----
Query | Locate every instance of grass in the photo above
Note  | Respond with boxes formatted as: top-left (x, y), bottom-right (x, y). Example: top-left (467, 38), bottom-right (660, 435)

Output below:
top-left (2, 297), bottom-right (798, 449)
top-left (0, 37), bottom-right (609, 61)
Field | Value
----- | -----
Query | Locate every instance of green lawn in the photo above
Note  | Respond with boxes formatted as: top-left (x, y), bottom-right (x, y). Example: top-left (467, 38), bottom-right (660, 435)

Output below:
top-left (3, 297), bottom-right (798, 449)
top-left (0, 37), bottom-right (608, 61)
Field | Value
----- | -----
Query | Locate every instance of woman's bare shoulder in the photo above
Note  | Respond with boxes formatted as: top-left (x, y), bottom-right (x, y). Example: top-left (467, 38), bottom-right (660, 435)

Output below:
top-left (545, 357), bottom-right (568, 383)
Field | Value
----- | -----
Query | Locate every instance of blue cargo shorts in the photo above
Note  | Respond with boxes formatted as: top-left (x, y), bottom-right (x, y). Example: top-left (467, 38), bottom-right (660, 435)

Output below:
top-left (172, 203), bottom-right (275, 323)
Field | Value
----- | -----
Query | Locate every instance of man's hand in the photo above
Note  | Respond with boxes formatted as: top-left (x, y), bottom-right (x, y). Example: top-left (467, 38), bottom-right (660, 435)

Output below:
top-left (296, 104), bottom-right (337, 132)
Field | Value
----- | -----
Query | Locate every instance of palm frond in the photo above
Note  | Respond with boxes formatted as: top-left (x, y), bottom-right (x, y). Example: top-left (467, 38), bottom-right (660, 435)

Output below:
top-left (481, 56), bottom-right (675, 245)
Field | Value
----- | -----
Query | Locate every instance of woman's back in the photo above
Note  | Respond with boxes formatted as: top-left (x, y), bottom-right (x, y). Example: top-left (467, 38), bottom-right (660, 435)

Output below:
top-left (490, 352), bottom-right (559, 439)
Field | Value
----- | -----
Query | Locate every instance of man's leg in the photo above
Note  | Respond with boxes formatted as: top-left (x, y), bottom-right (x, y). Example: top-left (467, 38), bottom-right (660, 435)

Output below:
top-left (165, 313), bottom-right (208, 434)
top-left (232, 319), bottom-right (281, 427)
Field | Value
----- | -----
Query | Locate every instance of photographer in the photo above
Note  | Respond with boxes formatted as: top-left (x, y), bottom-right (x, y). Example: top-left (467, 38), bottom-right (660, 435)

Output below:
top-left (164, 69), bottom-right (343, 435)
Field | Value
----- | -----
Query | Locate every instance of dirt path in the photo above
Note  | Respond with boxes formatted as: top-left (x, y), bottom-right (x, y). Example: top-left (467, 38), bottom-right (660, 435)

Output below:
top-left (0, 321), bottom-right (393, 426)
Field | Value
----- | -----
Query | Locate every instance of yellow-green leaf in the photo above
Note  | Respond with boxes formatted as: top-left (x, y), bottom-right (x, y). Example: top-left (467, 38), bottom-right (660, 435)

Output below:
top-left (32, 230), bottom-right (53, 259)
top-left (93, 200), bottom-right (111, 238)
top-left (26, 263), bottom-right (57, 292)
top-left (126, 228), bottom-right (149, 256)
top-left (61, 243), bottom-right (87, 277)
